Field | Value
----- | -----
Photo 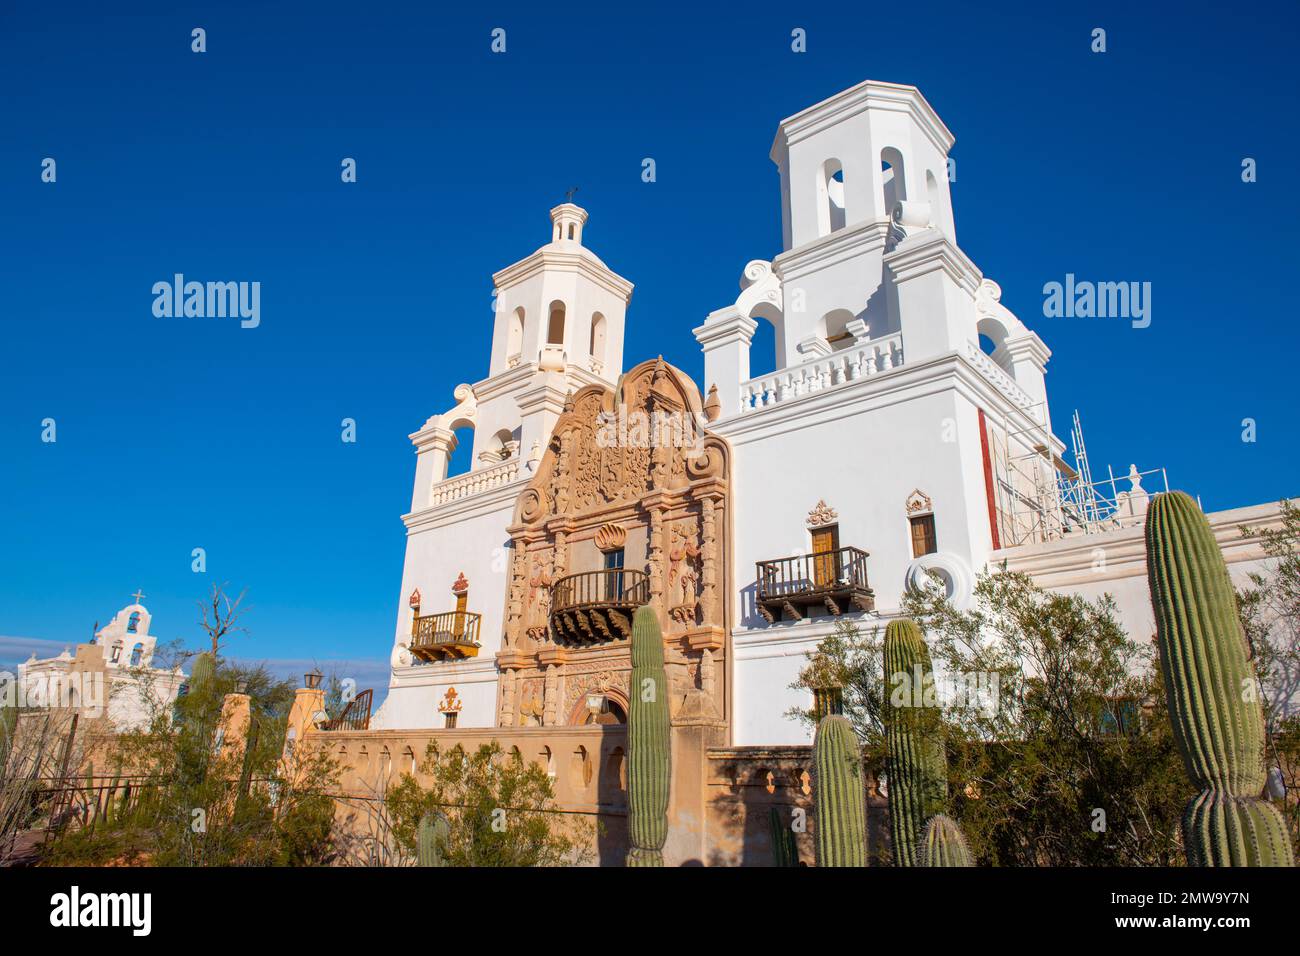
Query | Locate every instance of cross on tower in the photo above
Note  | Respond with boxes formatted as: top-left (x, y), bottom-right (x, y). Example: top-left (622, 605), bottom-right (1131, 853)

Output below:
top-left (131, 588), bottom-right (147, 605)
top-left (565, 186), bottom-right (578, 203)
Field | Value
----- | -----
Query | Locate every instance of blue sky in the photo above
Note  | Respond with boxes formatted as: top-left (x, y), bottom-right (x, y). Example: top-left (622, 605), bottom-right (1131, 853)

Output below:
top-left (2, 1), bottom-right (1297, 698)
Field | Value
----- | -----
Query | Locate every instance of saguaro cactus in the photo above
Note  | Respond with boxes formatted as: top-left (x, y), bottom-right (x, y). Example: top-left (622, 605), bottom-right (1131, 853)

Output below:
top-left (883, 618), bottom-right (948, 867)
top-left (626, 606), bottom-right (671, 867)
top-left (1146, 491), bottom-right (1294, 866)
top-left (189, 652), bottom-right (215, 691)
top-left (769, 805), bottom-right (799, 867)
top-left (812, 714), bottom-right (866, 866)
top-left (918, 813), bottom-right (973, 867)
top-left (417, 811), bottom-right (451, 867)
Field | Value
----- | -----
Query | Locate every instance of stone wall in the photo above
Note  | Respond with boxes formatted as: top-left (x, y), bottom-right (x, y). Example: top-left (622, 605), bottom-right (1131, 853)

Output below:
top-left (314, 727), bottom-right (886, 866)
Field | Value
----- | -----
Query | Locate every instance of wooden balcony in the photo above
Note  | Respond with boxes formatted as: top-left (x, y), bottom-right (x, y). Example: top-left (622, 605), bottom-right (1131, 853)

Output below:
top-left (410, 610), bottom-right (482, 662)
top-left (756, 546), bottom-right (874, 622)
top-left (549, 569), bottom-right (650, 646)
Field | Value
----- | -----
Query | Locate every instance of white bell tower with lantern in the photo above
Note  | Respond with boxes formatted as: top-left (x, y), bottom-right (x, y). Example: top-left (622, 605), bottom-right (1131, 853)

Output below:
top-left (406, 202), bottom-right (634, 511)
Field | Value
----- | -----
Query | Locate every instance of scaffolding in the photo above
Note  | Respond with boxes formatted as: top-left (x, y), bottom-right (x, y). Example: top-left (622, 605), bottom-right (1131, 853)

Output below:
top-left (991, 408), bottom-right (1169, 548)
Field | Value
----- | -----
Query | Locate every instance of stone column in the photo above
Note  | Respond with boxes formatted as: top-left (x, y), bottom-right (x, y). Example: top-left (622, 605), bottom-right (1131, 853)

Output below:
top-left (693, 307), bottom-right (758, 419)
top-left (648, 507), bottom-right (664, 608)
top-left (883, 231), bottom-right (980, 364)
top-left (543, 664), bottom-right (558, 727)
top-left (408, 425), bottom-right (457, 511)
top-left (700, 497), bottom-right (717, 625)
top-left (498, 668), bottom-right (516, 727)
top-left (516, 377), bottom-right (568, 474)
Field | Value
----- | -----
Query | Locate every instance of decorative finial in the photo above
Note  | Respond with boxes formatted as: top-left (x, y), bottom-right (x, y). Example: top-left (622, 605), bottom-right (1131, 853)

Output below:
top-left (703, 384), bottom-right (721, 422)
top-left (565, 186), bottom-right (578, 203)
top-left (131, 588), bottom-right (146, 605)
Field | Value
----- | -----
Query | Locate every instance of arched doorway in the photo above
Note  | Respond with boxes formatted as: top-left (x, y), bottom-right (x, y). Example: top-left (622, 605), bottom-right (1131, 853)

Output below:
top-left (569, 691), bottom-right (628, 726)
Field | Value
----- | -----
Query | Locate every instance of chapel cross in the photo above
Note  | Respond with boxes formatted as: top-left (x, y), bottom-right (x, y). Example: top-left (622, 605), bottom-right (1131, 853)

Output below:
top-left (565, 186), bottom-right (578, 203)
top-left (131, 588), bottom-right (147, 605)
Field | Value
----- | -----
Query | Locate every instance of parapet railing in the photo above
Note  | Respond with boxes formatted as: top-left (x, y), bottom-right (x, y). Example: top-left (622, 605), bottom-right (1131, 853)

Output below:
top-left (738, 333), bottom-right (904, 414)
top-left (429, 457), bottom-right (521, 507)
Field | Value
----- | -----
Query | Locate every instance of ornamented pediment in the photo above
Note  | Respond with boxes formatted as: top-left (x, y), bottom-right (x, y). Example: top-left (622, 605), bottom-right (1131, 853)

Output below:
top-left (905, 489), bottom-right (933, 515)
top-left (437, 687), bottom-right (463, 715)
top-left (806, 499), bottom-right (838, 528)
top-left (515, 357), bottom-right (728, 526)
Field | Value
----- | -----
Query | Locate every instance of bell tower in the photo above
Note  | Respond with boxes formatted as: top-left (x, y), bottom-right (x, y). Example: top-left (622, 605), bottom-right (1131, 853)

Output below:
top-left (487, 202), bottom-right (632, 382)
top-left (409, 203), bottom-right (634, 508)
top-left (766, 80), bottom-right (960, 367)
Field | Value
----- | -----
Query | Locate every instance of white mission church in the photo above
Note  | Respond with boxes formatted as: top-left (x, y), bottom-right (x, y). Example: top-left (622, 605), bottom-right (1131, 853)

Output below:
top-left (368, 78), bottom-right (1284, 745)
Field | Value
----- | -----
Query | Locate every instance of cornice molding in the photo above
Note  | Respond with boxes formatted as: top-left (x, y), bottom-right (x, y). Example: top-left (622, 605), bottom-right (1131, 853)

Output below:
top-left (714, 350), bottom-right (1061, 456)
top-left (492, 248), bottom-right (634, 301)
top-left (883, 230), bottom-right (981, 296)
top-left (1001, 331), bottom-right (1052, 370)
top-left (770, 80), bottom-right (956, 161)
top-left (693, 311), bottom-right (758, 348)
top-left (402, 476), bottom-right (522, 532)
top-left (774, 219), bottom-right (890, 281)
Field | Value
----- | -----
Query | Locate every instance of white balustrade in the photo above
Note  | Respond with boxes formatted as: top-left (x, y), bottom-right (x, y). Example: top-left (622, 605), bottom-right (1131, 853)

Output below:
top-left (737, 334), bottom-right (904, 414)
top-left (429, 457), bottom-right (522, 507)
top-left (962, 340), bottom-right (1034, 409)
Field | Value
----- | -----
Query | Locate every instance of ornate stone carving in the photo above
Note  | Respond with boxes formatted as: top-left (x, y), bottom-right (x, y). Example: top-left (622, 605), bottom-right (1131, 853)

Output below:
top-left (563, 668), bottom-right (630, 720)
top-left (905, 489), bottom-right (933, 515)
top-left (668, 519), bottom-right (701, 625)
top-left (505, 544), bottom-right (527, 648)
top-left (526, 556), bottom-right (554, 644)
top-left (543, 665), bottom-right (558, 726)
top-left (807, 499), bottom-right (838, 528)
top-left (700, 497), bottom-right (718, 622)
top-left (498, 669), bottom-right (516, 726)
top-left (593, 523), bottom-right (627, 552)
top-left (504, 357), bottom-right (734, 726)
top-left (518, 678), bottom-right (544, 726)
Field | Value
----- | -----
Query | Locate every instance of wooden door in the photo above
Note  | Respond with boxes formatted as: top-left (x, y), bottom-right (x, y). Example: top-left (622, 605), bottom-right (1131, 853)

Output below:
top-left (811, 525), bottom-right (839, 587)
top-left (452, 591), bottom-right (467, 639)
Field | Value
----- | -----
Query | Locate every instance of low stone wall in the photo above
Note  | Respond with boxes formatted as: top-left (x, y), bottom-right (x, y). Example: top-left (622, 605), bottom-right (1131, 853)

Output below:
top-left (306, 724), bottom-right (631, 865)
top-left (704, 745), bottom-right (887, 866)
top-left (314, 728), bottom-right (889, 866)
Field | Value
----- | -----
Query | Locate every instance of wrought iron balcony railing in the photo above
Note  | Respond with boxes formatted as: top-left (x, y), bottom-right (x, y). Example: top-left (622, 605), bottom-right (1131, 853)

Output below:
top-left (320, 688), bottom-right (373, 731)
top-left (755, 545), bottom-right (874, 622)
top-left (410, 610), bottom-right (482, 662)
top-left (549, 568), bottom-right (649, 645)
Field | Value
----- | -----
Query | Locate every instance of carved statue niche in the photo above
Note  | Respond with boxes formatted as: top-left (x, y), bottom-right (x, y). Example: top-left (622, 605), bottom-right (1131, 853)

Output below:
top-left (667, 518), bottom-right (702, 625)
top-left (525, 553), bottom-right (554, 645)
top-left (518, 678), bottom-right (545, 727)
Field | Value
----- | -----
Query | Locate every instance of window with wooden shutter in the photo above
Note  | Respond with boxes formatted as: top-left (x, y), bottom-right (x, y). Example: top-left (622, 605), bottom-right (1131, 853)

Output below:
top-left (909, 514), bottom-right (937, 558)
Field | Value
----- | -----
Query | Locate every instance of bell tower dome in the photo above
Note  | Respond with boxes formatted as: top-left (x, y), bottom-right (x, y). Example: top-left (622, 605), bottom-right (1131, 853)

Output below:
top-left (487, 202), bottom-right (632, 382)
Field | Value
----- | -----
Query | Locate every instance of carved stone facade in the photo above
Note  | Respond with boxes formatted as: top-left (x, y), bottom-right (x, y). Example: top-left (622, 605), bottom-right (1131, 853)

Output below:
top-left (496, 357), bottom-right (732, 731)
